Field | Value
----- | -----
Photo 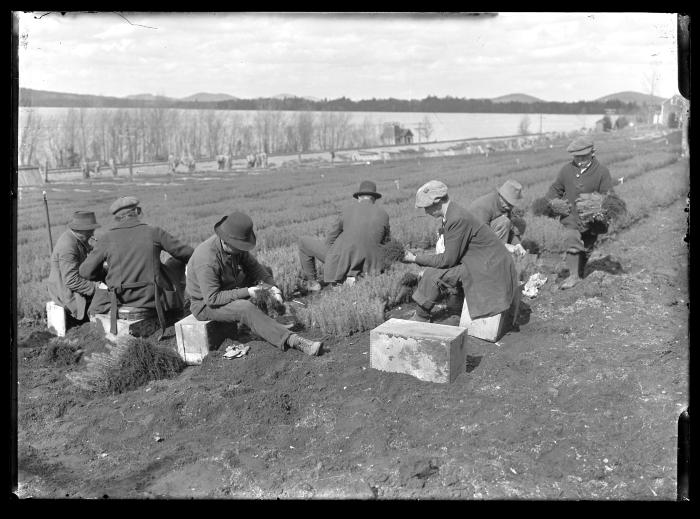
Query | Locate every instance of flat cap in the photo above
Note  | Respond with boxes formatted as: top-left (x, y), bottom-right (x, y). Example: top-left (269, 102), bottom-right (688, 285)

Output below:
top-left (110, 196), bottom-right (140, 215)
top-left (566, 135), bottom-right (594, 155)
top-left (415, 180), bottom-right (448, 208)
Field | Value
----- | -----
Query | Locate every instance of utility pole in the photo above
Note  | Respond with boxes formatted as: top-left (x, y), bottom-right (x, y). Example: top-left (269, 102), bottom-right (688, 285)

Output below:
top-left (127, 128), bottom-right (134, 179)
top-left (539, 113), bottom-right (543, 134)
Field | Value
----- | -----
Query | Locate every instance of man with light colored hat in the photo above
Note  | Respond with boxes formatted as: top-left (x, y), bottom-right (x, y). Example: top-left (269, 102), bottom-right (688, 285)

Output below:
top-left (467, 179), bottom-right (526, 247)
top-left (187, 211), bottom-right (323, 356)
top-left (79, 196), bottom-right (194, 337)
top-left (544, 135), bottom-right (614, 289)
top-left (403, 180), bottom-right (519, 324)
top-left (47, 211), bottom-right (102, 322)
top-left (297, 180), bottom-right (391, 291)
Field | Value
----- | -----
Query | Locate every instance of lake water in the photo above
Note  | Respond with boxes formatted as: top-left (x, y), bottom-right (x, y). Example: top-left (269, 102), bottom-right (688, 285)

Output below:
top-left (19, 107), bottom-right (610, 143)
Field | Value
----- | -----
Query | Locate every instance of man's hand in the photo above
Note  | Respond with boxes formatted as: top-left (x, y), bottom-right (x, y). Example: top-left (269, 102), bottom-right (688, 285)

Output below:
top-left (505, 243), bottom-right (527, 257)
top-left (270, 286), bottom-right (284, 304)
top-left (248, 286), bottom-right (262, 298)
top-left (403, 250), bottom-right (417, 263)
top-left (96, 282), bottom-right (108, 290)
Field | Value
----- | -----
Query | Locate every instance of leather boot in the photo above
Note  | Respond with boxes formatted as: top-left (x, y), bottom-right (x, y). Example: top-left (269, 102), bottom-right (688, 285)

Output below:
top-left (560, 252), bottom-right (581, 290)
top-left (287, 334), bottom-right (322, 356)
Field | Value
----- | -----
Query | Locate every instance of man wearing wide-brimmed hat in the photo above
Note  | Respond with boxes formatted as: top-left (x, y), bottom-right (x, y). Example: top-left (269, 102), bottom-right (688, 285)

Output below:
top-left (402, 180), bottom-right (519, 325)
top-left (544, 135), bottom-right (614, 289)
top-left (468, 179), bottom-right (527, 247)
top-left (79, 196), bottom-right (194, 336)
top-left (297, 180), bottom-right (391, 291)
top-left (48, 211), bottom-right (103, 322)
top-left (187, 211), bottom-right (323, 356)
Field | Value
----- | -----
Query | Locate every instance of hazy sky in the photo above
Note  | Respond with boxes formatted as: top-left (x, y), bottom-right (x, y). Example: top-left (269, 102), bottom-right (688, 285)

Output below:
top-left (16, 11), bottom-right (680, 102)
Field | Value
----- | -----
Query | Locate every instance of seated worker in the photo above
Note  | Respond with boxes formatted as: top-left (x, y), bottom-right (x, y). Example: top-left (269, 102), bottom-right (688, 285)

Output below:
top-left (47, 211), bottom-right (102, 323)
top-left (403, 180), bottom-right (519, 324)
top-left (187, 211), bottom-right (322, 356)
top-left (297, 180), bottom-right (391, 291)
top-left (79, 196), bottom-right (193, 337)
top-left (467, 179), bottom-right (526, 247)
top-left (545, 135), bottom-right (613, 289)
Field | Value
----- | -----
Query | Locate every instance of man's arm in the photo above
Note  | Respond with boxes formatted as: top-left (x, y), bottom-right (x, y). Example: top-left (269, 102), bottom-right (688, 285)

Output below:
top-left (598, 166), bottom-right (614, 194)
top-left (156, 227), bottom-right (194, 263)
top-left (325, 214), bottom-right (343, 247)
top-left (240, 252), bottom-right (276, 286)
top-left (78, 242), bottom-right (107, 281)
top-left (415, 217), bottom-right (472, 269)
top-left (195, 262), bottom-right (249, 308)
top-left (544, 168), bottom-right (566, 200)
top-left (60, 248), bottom-right (96, 296)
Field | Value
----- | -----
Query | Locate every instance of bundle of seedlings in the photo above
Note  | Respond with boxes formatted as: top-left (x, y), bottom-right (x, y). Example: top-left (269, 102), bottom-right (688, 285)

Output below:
top-left (381, 238), bottom-right (410, 269)
top-left (601, 191), bottom-right (628, 223)
top-left (66, 337), bottom-right (185, 394)
top-left (549, 197), bottom-right (572, 217)
top-left (530, 197), bottom-right (555, 218)
top-left (576, 192), bottom-right (610, 233)
top-left (394, 271), bottom-right (421, 303)
top-left (511, 215), bottom-right (527, 237)
top-left (250, 281), bottom-right (286, 318)
top-left (520, 238), bottom-right (541, 256)
top-left (41, 337), bottom-right (83, 366)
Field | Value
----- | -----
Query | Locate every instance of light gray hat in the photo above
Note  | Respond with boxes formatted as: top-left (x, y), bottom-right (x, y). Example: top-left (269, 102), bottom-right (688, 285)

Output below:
top-left (415, 180), bottom-right (448, 208)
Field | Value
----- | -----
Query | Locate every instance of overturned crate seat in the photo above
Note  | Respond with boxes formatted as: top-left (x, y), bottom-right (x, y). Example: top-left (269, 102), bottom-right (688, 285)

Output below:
top-left (46, 301), bottom-right (67, 337)
top-left (174, 314), bottom-right (238, 365)
top-left (370, 318), bottom-right (468, 383)
top-left (459, 294), bottom-right (520, 343)
top-left (90, 306), bottom-right (159, 342)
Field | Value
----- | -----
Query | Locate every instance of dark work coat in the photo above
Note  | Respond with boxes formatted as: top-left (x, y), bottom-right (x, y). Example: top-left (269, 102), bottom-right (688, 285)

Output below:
top-left (79, 216), bottom-right (193, 310)
top-left (468, 189), bottom-right (510, 226)
top-left (47, 229), bottom-right (96, 320)
top-left (322, 199), bottom-right (391, 283)
top-left (414, 202), bottom-right (518, 319)
top-left (186, 234), bottom-right (275, 314)
top-left (545, 157), bottom-right (613, 230)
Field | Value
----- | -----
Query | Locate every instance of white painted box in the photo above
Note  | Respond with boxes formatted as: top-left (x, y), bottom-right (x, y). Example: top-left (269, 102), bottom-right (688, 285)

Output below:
top-left (370, 318), bottom-right (468, 383)
top-left (46, 301), bottom-right (67, 337)
top-left (459, 295), bottom-right (520, 343)
top-left (174, 314), bottom-right (237, 365)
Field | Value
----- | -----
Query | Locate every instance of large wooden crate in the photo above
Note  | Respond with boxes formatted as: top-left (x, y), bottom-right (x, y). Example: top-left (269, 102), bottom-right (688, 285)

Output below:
top-left (370, 318), bottom-right (468, 383)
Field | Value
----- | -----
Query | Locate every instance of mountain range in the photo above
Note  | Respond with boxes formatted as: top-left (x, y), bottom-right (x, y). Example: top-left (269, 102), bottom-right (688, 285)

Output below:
top-left (18, 88), bottom-right (666, 107)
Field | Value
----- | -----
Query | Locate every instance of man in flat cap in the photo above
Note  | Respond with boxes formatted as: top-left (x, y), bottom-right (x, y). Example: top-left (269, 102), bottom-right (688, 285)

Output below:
top-left (187, 211), bottom-right (323, 356)
top-left (47, 211), bottom-right (102, 323)
top-left (544, 135), bottom-right (614, 289)
top-left (297, 180), bottom-right (391, 291)
top-left (79, 196), bottom-right (194, 337)
top-left (467, 179), bottom-right (527, 251)
top-left (403, 180), bottom-right (519, 324)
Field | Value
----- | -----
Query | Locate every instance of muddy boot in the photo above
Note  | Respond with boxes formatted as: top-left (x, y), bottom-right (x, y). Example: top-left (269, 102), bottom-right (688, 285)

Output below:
top-left (305, 279), bottom-right (323, 292)
top-left (287, 333), bottom-right (322, 356)
top-left (409, 305), bottom-right (432, 323)
top-left (578, 251), bottom-right (590, 278)
top-left (560, 252), bottom-right (582, 290)
top-left (445, 291), bottom-right (464, 315)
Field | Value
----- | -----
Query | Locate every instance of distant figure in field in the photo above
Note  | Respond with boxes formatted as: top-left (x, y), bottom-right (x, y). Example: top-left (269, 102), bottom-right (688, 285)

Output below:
top-left (186, 211), bottom-right (322, 356)
top-left (80, 159), bottom-right (100, 178)
top-left (79, 196), bottom-right (193, 337)
top-left (247, 154), bottom-right (256, 168)
top-left (216, 154), bottom-right (229, 170)
top-left (402, 180), bottom-right (519, 324)
top-left (168, 154), bottom-right (181, 173)
top-left (297, 180), bottom-right (391, 291)
top-left (467, 180), bottom-right (527, 248)
top-left (47, 211), bottom-right (102, 323)
top-left (544, 135), bottom-right (614, 290)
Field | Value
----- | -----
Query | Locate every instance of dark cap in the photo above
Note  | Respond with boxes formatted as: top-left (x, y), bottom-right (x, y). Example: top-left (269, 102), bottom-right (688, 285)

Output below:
top-left (353, 180), bottom-right (382, 199)
top-left (68, 211), bottom-right (100, 231)
top-left (110, 196), bottom-right (140, 215)
top-left (566, 135), bottom-right (594, 155)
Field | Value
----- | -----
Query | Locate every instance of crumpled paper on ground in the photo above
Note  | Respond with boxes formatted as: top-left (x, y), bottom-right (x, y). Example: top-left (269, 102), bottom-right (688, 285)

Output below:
top-left (223, 344), bottom-right (250, 359)
top-left (522, 273), bottom-right (548, 298)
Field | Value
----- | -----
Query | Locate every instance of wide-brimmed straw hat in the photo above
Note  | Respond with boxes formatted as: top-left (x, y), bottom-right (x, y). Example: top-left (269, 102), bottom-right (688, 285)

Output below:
top-left (68, 211), bottom-right (101, 231)
top-left (214, 211), bottom-right (257, 251)
top-left (353, 180), bottom-right (382, 199)
top-left (498, 180), bottom-right (523, 206)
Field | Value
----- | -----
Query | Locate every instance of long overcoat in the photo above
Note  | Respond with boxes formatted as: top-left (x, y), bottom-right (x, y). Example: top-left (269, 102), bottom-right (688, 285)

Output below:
top-left (47, 229), bottom-right (96, 320)
top-left (322, 200), bottom-right (391, 283)
top-left (79, 216), bottom-right (193, 310)
top-left (415, 202), bottom-right (518, 319)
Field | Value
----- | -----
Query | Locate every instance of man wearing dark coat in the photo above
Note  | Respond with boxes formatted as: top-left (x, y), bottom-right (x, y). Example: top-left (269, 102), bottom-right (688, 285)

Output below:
top-left (403, 180), bottom-right (519, 323)
top-left (544, 135), bottom-right (613, 289)
top-left (79, 196), bottom-right (193, 335)
top-left (297, 180), bottom-right (391, 291)
top-left (187, 211), bottom-right (323, 356)
top-left (467, 179), bottom-right (525, 246)
top-left (47, 211), bottom-right (102, 322)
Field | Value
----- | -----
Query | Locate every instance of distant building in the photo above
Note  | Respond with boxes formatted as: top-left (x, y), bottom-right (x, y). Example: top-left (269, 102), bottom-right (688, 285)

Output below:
top-left (659, 94), bottom-right (689, 128)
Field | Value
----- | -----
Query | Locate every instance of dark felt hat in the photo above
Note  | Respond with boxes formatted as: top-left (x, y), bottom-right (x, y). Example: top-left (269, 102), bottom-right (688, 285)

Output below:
top-left (214, 211), bottom-right (257, 251)
top-left (566, 135), bottom-right (594, 155)
top-left (353, 180), bottom-right (382, 199)
top-left (68, 211), bottom-right (101, 231)
top-left (110, 196), bottom-right (140, 215)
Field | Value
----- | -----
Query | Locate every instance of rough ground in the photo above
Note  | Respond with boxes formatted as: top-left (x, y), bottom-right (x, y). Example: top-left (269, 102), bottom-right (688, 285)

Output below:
top-left (14, 198), bottom-right (689, 499)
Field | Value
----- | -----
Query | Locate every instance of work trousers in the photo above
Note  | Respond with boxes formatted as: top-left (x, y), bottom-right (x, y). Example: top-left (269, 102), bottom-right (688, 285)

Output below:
top-left (412, 264), bottom-right (465, 311)
top-left (298, 236), bottom-right (329, 280)
top-left (191, 299), bottom-right (291, 350)
top-left (563, 227), bottom-right (599, 255)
